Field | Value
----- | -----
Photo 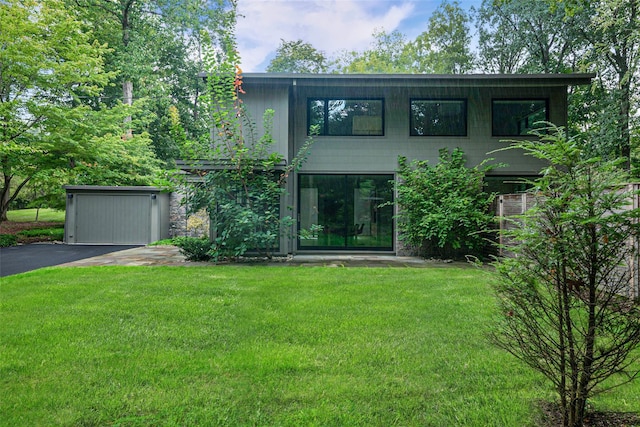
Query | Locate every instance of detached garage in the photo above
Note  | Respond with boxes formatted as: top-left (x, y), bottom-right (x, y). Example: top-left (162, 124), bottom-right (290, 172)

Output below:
top-left (64, 186), bottom-right (170, 245)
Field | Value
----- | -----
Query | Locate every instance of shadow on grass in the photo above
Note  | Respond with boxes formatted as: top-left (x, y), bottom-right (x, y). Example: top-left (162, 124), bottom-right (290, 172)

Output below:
top-left (538, 401), bottom-right (640, 427)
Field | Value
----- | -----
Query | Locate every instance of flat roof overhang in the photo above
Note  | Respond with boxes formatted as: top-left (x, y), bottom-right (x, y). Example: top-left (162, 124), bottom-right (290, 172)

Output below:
top-left (199, 72), bottom-right (595, 88)
top-left (64, 185), bottom-right (165, 192)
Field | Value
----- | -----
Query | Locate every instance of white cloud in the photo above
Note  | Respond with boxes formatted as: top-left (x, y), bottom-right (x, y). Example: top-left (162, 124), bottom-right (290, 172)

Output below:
top-left (236, 0), bottom-right (416, 71)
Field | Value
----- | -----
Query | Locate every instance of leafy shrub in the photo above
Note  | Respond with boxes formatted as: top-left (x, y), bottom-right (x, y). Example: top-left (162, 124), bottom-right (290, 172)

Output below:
top-left (9, 197), bottom-right (29, 210)
top-left (395, 148), bottom-right (498, 259)
top-left (0, 234), bottom-right (17, 247)
top-left (174, 237), bottom-right (213, 261)
top-left (18, 227), bottom-right (64, 239)
top-left (148, 238), bottom-right (177, 246)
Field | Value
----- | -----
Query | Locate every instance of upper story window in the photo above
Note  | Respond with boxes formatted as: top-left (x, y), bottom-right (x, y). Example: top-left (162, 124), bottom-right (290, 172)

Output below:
top-left (492, 99), bottom-right (548, 136)
top-left (308, 98), bottom-right (384, 136)
top-left (410, 99), bottom-right (467, 136)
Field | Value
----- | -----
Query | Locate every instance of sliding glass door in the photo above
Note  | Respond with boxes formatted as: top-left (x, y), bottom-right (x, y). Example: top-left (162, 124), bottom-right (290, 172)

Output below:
top-left (298, 174), bottom-right (394, 250)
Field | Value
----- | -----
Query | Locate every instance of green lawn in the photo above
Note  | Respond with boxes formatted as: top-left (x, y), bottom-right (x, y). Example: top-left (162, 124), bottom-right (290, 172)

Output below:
top-left (6, 208), bottom-right (65, 222)
top-left (1, 266), bottom-right (638, 426)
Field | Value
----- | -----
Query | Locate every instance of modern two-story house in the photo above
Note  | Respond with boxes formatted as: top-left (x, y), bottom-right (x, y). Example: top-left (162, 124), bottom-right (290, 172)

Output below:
top-left (187, 73), bottom-right (594, 255)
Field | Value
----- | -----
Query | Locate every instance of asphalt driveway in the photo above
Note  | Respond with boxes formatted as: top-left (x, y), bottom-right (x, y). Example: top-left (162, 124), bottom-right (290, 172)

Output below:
top-left (0, 244), bottom-right (141, 277)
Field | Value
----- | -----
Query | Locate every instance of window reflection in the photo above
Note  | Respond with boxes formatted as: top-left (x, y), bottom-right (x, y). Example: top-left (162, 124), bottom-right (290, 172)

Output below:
top-left (308, 98), bottom-right (384, 136)
top-left (299, 174), bottom-right (394, 250)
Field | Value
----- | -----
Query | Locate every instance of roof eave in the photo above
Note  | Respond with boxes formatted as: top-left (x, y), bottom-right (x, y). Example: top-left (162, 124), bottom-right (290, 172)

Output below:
top-left (198, 72), bottom-right (595, 87)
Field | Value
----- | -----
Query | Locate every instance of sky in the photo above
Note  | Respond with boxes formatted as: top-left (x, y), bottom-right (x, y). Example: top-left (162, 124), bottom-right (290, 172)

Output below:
top-left (235, 0), bottom-right (483, 72)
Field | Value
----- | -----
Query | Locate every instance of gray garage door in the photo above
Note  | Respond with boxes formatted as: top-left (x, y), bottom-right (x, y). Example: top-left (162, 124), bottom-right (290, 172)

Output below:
top-left (74, 194), bottom-right (151, 244)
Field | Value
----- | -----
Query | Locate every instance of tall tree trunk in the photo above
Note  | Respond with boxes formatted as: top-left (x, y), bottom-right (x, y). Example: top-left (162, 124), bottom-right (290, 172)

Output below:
top-left (123, 79), bottom-right (133, 139)
top-left (0, 175), bottom-right (11, 222)
top-left (618, 75), bottom-right (631, 169)
top-left (0, 175), bottom-right (30, 222)
top-left (121, 0), bottom-right (134, 139)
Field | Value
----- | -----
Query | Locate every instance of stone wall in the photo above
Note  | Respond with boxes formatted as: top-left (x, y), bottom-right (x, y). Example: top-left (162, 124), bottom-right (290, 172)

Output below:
top-left (395, 236), bottom-right (419, 257)
top-left (169, 191), bottom-right (188, 238)
top-left (169, 190), bottom-right (210, 239)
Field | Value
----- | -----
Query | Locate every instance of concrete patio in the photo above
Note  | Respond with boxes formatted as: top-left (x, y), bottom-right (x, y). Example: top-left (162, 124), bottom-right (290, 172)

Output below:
top-left (59, 245), bottom-right (468, 268)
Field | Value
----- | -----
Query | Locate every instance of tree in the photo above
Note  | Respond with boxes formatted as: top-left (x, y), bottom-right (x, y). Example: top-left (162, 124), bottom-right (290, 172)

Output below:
top-left (266, 39), bottom-right (328, 73)
top-left (546, 0), bottom-right (638, 168)
top-left (0, 0), bottom-right (161, 221)
top-left (337, 29), bottom-right (413, 73)
top-left (123, 20), bottom-right (207, 167)
top-left (71, 0), bottom-right (184, 107)
top-left (572, 0), bottom-right (639, 168)
top-left (71, 0), bottom-right (145, 138)
top-left (0, 0), bottom-right (109, 220)
top-left (395, 148), bottom-right (497, 259)
top-left (410, 0), bottom-right (474, 73)
top-left (62, 103), bottom-right (161, 187)
top-left (475, 0), bottom-right (585, 74)
top-left (492, 125), bottom-right (640, 427)
top-left (475, 1), bottom-right (528, 73)
top-left (69, 0), bottom-right (228, 165)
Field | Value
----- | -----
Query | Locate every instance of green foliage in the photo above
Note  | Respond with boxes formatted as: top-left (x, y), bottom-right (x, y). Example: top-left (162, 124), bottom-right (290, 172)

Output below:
top-left (0, 0), bottom-right (113, 219)
top-left (266, 39), bottom-right (328, 73)
top-left (476, 0), bottom-right (638, 170)
top-left (0, 234), bottom-right (17, 247)
top-left (69, 0), bottom-right (228, 167)
top-left (475, 0), bottom-right (582, 74)
top-left (61, 102), bottom-right (161, 186)
top-left (176, 11), bottom-right (314, 260)
top-left (17, 227), bottom-right (65, 239)
top-left (586, 0), bottom-right (639, 167)
top-left (21, 170), bottom-right (67, 211)
top-left (184, 101), bottom-right (310, 259)
top-left (203, 171), bottom-right (287, 259)
top-left (147, 238), bottom-right (177, 246)
top-left (173, 237), bottom-right (214, 261)
top-left (474, 0), bottom-right (528, 73)
top-left (395, 148), bottom-right (497, 259)
top-left (0, 0), bottom-right (162, 220)
top-left (337, 2), bottom-right (474, 75)
top-left (492, 125), bottom-right (640, 427)
top-left (337, 29), bottom-right (414, 73)
top-left (410, 0), bottom-right (475, 73)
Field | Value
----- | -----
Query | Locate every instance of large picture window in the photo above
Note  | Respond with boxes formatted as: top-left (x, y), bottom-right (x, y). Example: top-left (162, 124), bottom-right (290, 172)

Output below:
top-left (492, 99), bottom-right (548, 136)
top-left (410, 99), bottom-right (467, 136)
top-left (308, 98), bottom-right (384, 136)
top-left (298, 174), bottom-right (394, 250)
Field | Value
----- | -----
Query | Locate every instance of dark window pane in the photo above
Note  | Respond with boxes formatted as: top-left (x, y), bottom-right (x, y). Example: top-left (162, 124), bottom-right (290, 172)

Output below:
top-left (410, 99), bottom-right (467, 136)
top-left (308, 99), bottom-right (325, 134)
top-left (492, 100), bottom-right (548, 136)
top-left (327, 100), bottom-right (383, 135)
top-left (298, 174), bottom-right (393, 250)
top-left (308, 98), bottom-right (384, 136)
